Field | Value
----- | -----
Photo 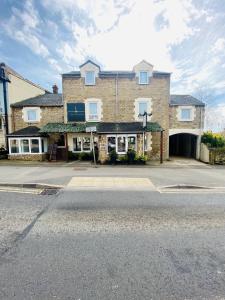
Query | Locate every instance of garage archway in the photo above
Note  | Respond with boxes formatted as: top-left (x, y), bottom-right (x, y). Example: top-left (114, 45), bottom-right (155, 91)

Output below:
top-left (169, 133), bottom-right (197, 158)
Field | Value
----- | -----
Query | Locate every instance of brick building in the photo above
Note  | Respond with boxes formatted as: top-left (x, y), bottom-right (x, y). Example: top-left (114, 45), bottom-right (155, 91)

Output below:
top-left (8, 60), bottom-right (205, 162)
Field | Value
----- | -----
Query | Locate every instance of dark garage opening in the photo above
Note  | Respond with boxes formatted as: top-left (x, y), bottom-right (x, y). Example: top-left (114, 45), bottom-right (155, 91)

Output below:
top-left (169, 133), bottom-right (197, 158)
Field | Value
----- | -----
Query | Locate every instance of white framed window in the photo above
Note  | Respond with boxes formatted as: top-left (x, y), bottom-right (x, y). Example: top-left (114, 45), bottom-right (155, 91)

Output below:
top-left (181, 108), bottom-right (191, 120)
top-left (23, 107), bottom-right (41, 123)
top-left (85, 98), bottom-right (102, 122)
top-left (9, 137), bottom-right (47, 155)
top-left (134, 98), bottom-right (152, 121)
top-left (85, 71), bottom-right (95, 85)
top-left (107, 134), bottom-right (137, 154)
top-left (73, 137), bottom-right (91, 152)
top-left (138, 102), bottom-right (148, 115)
top-left (89, 102), bottom-right (98, 120)
top-left (177, 106), bottom-right (195, 121)
top-left (139, 71), bottom-right (149, 84)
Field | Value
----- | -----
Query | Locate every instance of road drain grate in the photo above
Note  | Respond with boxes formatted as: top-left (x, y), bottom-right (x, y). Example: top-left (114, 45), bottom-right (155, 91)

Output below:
top-left (40, 188), bottom-right (60, 195)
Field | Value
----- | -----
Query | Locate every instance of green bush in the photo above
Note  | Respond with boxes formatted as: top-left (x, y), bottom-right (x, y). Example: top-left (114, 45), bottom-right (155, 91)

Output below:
top-left (119, 155), bottom-right (128, 164)
top-left (127, 149), bottom-right (136, 164)
top-left (134, 154), bottom-right (147, 165)
top-left (68, 151), bottom-right (79, 160)
top-left (78, 152), bottom-right (92, 161)
top-left (109, 149), bottom-right (118, 164)
top-left (201, 131), bottom-right (225, 148)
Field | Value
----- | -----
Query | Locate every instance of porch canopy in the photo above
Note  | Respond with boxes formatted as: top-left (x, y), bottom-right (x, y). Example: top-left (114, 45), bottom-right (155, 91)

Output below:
top-left (39, 122), bottom-right (163, 134)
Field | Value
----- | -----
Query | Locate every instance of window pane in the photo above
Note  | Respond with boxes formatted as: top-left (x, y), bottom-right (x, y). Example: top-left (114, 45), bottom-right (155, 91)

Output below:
top-left (31, 139), bottom-right (39, 153)
top-left (85, 71), bottom-right (95, 85)
top-left (89, 103), bottom-right (97, 115)
top-left (139, 102), bottom-right (147, 115)
top-left (10, 139), bottom-right (19, 153)
top-left (128, 136), bottom-right (136, 150)
top-left (67, 103), bottom-right (85, 122)
top-left (83, 137), bottom-right (91, 151)
top-left (73, 137), bottom-right (82, 151)
top-left (117, 136), bottom-right (126, 153)
top-left (21, 139), bottom-right (30, 153)
top-left (140, 71), bottom-right (148, 84)
top-left (181, 109), bottom-right (191, 120)
top-left (89, 102), bottom-right (98, 120)
top-left (108, 136), bottom-right (116, 153)
top-left (27, 110), bottom-right (37, 121)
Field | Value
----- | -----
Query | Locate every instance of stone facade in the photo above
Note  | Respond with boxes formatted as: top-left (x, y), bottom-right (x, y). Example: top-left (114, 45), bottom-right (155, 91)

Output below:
top-left (12, 106), bottom-right (64, 131)
top-left (8, 153), bottom-right (47, 161)
top-left (169, 105), bottom-right (205, 129)
top-left (63, 72), bottom-right (170, 161)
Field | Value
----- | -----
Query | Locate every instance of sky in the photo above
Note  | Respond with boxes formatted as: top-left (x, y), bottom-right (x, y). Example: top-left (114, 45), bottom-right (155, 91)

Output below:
top-left (0, 0), bottom-right (225, 131)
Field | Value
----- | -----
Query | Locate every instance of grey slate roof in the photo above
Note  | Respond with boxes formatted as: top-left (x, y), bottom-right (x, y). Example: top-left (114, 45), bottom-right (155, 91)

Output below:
top-left (11, 93), bottom-right (63, 108)
top-left (40, 122), bottom-right (163, 133)
top-left (7, 126), bottom-right (43, 137)
top-left (170, 95), bottom-right (205, 106)
top-left (62, 70), bottom-right (170, 78)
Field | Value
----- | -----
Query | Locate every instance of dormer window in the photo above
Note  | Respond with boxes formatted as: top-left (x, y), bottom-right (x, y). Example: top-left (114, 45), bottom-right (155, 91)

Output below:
top-left (85, 71), bottom-right (95, 85)
top-left (139, 71), bottom-right (149, 84)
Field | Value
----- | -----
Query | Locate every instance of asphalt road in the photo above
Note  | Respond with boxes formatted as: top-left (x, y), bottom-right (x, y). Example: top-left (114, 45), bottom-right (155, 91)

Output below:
top-left (1, 188), bottom-right (225, 299)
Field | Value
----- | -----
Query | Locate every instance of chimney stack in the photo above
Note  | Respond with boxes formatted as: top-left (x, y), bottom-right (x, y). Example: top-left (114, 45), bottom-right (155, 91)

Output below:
top-left (52, 84), bottom-right (58, 94)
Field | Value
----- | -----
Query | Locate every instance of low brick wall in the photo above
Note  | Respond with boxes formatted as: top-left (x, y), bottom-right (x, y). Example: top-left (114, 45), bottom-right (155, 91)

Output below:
top-left (8, 154), bottom-right (47, 161)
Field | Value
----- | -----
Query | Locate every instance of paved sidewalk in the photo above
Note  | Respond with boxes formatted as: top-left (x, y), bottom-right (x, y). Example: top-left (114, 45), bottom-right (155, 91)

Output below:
top-left (0, 163), bottom-right (224, 189)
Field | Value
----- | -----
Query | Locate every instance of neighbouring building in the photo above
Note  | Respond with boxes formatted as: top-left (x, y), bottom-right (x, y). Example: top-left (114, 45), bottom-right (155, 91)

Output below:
top-left (8, 60), bottom-right (205, 162)
top-left (169, 95), bottom-right (205, 159)
top-left (8, 90), bottom-right (63, 161)
top-left (0, 63), bottom-right (48, 148)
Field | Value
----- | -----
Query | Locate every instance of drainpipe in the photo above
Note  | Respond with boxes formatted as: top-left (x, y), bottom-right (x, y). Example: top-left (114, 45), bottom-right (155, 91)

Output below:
top-left (0, 65), bottom-right (10, 150)
top-left (115, 72), bottom-right (118, 122)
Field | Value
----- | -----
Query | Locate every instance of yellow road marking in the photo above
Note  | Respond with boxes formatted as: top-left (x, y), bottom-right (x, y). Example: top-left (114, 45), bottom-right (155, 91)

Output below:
top-left (67, 177), bottom-right (155, 190)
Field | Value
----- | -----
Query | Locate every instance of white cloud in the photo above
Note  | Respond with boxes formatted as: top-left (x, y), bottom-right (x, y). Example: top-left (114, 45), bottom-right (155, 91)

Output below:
top-left (211, 38), bottom-right (225, 53)
top-left (54, 0), bottom-right (207, 72)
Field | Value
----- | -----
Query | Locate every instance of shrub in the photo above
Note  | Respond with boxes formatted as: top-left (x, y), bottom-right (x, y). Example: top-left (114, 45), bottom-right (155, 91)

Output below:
top-left (68, 151), bottom-right (79, 160)
top-left (134, 154), bottom-right (147, 165)
top-left (201, 131), bottom-right (225, 148)
top-left (119, 155), bottom-right (128, 164)
top-left (109, 149), bottom-right (118, 164)
top-left (0, 147), bottom-right (8, 159)
top-left (127, 149), bottom-right (136, 164)
top-left (78, 152), bottom-right (92, 161)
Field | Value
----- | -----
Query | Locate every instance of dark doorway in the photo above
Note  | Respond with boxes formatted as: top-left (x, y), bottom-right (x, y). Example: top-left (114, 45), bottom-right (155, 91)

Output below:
top-left (169, 133), bottom-right (197, 158)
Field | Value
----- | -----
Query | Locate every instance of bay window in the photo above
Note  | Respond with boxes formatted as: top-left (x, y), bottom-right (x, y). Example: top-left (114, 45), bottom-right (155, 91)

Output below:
top-left (9, 137), bottom-right (47, 155)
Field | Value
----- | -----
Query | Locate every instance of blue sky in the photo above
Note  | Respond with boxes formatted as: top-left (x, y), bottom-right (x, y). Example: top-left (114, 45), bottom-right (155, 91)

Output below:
top-left (0, 0), bottom-right (225, 130)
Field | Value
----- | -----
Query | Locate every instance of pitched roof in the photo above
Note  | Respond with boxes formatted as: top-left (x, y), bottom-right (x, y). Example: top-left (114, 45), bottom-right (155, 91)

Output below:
top-left (79, 60), bottom-right (100, 69)
top-left (0, 62), bottom-right (49, 93)
top-left (7, 126), bottom-right (43, 137)
top-left (170, 95), bottom-right (205, 106)
top-left (40, 122), bottom-right (163, 133)
top-left (11, 93), bottom-right (63, 108)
